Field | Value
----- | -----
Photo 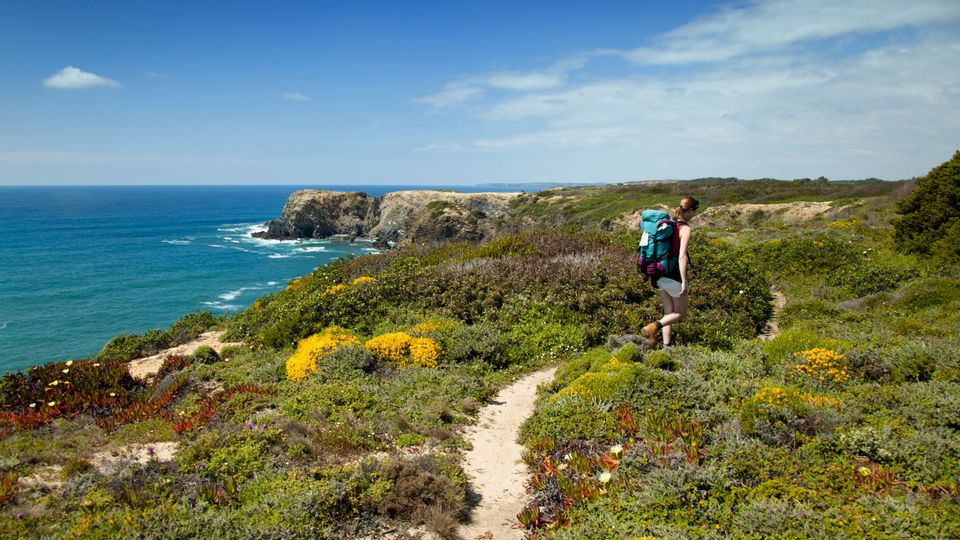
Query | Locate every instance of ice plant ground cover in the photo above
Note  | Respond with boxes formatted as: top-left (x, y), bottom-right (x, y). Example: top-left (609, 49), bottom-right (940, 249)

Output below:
top-left (0, 162), bottom-right (958, 538)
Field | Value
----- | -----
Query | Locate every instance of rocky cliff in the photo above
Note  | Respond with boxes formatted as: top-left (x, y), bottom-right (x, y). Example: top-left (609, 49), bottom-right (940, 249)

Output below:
top-left (254, 189), bottom-right (520, 246)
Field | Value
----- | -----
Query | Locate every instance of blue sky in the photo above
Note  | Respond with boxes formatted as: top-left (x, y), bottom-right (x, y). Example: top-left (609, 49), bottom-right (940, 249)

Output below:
top-left (1, 0), bottom-right (958, 185)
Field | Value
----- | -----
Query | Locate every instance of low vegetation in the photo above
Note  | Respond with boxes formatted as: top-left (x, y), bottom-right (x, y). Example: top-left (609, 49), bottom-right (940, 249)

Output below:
top-left (1, 154), bottom-right (958, 538)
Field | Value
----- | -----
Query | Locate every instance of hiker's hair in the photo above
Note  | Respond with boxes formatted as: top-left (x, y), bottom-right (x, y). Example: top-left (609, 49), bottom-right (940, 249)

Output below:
top-left (672, 196), bottom-right (700, 221)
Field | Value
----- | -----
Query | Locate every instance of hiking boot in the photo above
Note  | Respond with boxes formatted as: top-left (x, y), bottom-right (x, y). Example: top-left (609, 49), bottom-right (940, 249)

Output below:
top-left (641, 323), bottom-right (659, 349)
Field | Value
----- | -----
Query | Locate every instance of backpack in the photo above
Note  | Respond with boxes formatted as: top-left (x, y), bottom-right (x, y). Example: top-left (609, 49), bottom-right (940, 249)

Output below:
top-left (636, 209), bottom-right (679, 281)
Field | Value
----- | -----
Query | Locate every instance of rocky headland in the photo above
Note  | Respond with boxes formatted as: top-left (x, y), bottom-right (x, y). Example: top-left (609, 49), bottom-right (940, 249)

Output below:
top-left (254, 189), bottom-right (521, 247)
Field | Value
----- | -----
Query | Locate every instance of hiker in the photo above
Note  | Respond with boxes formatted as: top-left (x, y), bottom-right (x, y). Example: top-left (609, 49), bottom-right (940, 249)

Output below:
top-left (641, 196), bottom-right (699, 348)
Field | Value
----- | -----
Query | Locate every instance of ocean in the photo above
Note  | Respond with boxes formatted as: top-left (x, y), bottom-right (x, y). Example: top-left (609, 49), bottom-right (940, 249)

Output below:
top-left (0, 185), bottom-right (510, 375)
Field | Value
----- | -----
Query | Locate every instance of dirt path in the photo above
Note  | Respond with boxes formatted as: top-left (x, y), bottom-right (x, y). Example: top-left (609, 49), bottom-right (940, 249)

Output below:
top-left (460, 367), bottom-right (557, 540)
top-left (127, 330), bottom-right (241, 380)
top-left (761, 288), bottom-right (787, 341)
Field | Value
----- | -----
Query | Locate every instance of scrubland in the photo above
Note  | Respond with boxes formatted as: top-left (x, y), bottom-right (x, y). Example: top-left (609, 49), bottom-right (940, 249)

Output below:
top-left (1, 157), bottom-right (958, 539)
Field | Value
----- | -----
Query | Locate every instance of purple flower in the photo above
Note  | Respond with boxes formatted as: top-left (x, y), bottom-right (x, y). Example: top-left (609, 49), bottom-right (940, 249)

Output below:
top-left (15, 512), bottom-right (24, 520)
top-left (146, 446), bottom-right (156, 455)
top-left (245, 422), bottom-right (255, 429)
top-left (197, 462), bottom-right (206, 469)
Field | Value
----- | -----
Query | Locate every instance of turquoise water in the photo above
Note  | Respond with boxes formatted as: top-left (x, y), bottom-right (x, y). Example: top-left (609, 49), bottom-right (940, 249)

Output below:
top-left (0, 185), bottom-right (495, 374)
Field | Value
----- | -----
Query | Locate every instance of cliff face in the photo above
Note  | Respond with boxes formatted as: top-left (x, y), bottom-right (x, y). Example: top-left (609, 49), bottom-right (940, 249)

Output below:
top-left (255, 190), bottom-right (379, 240)
top-left (255, 189), bottom-right (520, 246)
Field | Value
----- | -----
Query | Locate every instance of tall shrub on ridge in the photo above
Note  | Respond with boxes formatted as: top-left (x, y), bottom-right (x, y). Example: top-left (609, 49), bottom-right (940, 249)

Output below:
top-left (893, 150), bottom-right (960, 258)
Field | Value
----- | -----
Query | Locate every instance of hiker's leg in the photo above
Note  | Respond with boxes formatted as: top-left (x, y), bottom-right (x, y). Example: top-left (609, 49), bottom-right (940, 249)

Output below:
top-left (658, 290), bottom-right (675, 345)
top-left (659, 293), bottom-right (689, 345)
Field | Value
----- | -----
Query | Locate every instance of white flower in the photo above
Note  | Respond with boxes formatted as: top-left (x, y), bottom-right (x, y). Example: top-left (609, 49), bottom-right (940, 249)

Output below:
top-left (609, 444), bottom-right (624, 456)
top-left (598, 472), bottom-right (612, 484)
top-left (65, 360), bottom-right (74, 367)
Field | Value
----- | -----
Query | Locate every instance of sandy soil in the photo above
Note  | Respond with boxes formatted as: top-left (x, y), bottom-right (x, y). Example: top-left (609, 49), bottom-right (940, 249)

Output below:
top-left (612, 200), bottom-right (853, 230)
top-left (761, 288), bottom-right (788, 341)
top-left (91, 441), bottom-right (179, 474)
top-left (460, 367), bottom-right (557, 540)
top-left (126, 330), bottom-right (241, 380)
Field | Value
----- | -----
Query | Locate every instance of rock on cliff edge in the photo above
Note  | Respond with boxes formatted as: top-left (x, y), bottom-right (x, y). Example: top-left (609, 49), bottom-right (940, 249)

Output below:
top-left (254, 190), bottom-right (378, 240)
top-left (254, 189), bottom-right (520, 246)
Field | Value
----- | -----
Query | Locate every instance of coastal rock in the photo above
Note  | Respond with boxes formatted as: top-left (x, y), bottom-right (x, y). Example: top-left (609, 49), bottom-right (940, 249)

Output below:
top-left (254, 190), bottom-right (378, 240)
top-left (256, 189), bottom-right (520, 246)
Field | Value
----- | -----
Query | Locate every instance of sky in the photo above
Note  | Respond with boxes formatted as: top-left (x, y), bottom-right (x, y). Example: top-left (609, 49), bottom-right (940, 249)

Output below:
top-left (1, 0), bottom-right (958, 185)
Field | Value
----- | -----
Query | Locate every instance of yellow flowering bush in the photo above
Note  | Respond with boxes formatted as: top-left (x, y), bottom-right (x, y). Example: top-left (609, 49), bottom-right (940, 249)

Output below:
top-left (286, 327), bottom-right (361, 381)
top-left (795, 348), bottom-right (850, 384)
top-left (352, 276), bottom-right (377, 285)
top-left (325, 284), bottom-right (348, 295)
top-left (364, 332), bottom-right (411, 363)
top-left (286, 278), bottom-right (304, 292)
top-left (408, 337), bottom-right (441, 368)
top-left (364, 332), bottom-right (442, 368)
top-left (752, 386), bottom-right (792, 407)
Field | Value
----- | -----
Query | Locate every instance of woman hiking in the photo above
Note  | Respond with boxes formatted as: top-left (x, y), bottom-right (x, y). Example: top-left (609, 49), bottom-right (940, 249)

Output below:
top-left (641, 196), bottom-right (699, 349)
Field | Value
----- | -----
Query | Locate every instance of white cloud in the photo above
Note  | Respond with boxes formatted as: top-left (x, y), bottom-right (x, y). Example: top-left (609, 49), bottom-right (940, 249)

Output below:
top-left (620, 0), bottom-right (960, 65)
top-left (415, 56), bottom-right (591, 109)
top-left (415, 10), bottom-right (960, 179)
top-left (281, 91), bottom-right (312, 102)
top-left (43, 66), bottom-right (121, 89)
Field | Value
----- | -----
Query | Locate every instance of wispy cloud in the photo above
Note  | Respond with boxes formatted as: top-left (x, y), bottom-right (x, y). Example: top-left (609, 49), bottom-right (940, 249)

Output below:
top-left (415, 0), bottom-right (960, 179)
top-left (618, 0), bottom-right (960, 65)
top-left (43, 66), bottom-right (121, 89)
top-left (415, 55), bottom-right (590, 109)
top-left (280, 91), bottom-right (312, 102)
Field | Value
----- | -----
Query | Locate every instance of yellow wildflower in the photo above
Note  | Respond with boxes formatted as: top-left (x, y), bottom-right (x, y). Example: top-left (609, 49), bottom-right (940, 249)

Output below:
top-left (352, 276), bottom-right (376, 285)
top-left (365, 332), bottom-right (441, 368)
top-left (795, 348), bottom-right (849, 384)
top-left (286, 327), bottom-right (361, 381)
top-left (325, 284), bottom-right (348, 295)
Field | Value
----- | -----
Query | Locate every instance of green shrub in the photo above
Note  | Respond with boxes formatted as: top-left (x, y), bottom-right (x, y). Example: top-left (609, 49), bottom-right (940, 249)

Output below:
top-left (763, 329), bottom-right (847, 363)
top-left (779, 300), bottom-right (842, 328)
top-left (192, 345), bottom-right (220, 365)
top-left (445, 323), bottom-right (506, 367)
top-left (889, 343), bottom-right (938, 382)
top-left (520, 395), bottom-right (617, 442)
top-left (318, 345), bottom-right (380, 377)
top-left (97, 334), bottom-right (144, 362)
top-left (555, 361), bottom-right (643, 402)
top-left (752, 233), bottom-right (860, 278)
top-left (739, 386), bottom-right (838, 447)
top-left (643, 350), bottom-right (679, 371)
top-left (396, 433), bottom-right (426, 448)
top-left (827, 259), bottom-right (913, 297)
top-left (893, 150), bottom-right (960, 256)
top-left (501, 301), bottom-right (586, 365)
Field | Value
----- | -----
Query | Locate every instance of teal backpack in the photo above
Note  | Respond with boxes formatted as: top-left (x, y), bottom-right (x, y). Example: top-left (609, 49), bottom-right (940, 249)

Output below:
top-left (637, 209), bottom-right (679, 281)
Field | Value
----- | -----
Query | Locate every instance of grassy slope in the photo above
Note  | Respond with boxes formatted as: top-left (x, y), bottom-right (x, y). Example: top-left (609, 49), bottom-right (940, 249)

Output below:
top-left (1, 178), bottom-right (957, 539)
top-left (518, 190), bottom-right (960, 539)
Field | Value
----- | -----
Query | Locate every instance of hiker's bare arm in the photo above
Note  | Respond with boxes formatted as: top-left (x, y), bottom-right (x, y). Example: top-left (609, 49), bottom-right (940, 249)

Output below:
top-left (678, 226), bottom-right (692, 294)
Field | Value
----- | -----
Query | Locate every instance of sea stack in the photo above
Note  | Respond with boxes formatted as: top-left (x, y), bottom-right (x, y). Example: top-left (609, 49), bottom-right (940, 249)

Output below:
top-left (254, 189), bottom-right (521, 247)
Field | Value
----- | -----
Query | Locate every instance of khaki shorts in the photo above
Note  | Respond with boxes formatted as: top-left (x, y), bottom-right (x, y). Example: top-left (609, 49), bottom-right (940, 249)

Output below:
top-left (656, 277), bottom-right (683, 298)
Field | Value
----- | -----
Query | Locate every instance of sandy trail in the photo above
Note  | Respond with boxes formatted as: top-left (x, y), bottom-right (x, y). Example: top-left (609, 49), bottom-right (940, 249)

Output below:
top-left (126, 330), bottom-right (241, 380)
top-left (460, 366), bottom-right (557, 540)
top-left (761, 288), bottom-right (787, 341)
